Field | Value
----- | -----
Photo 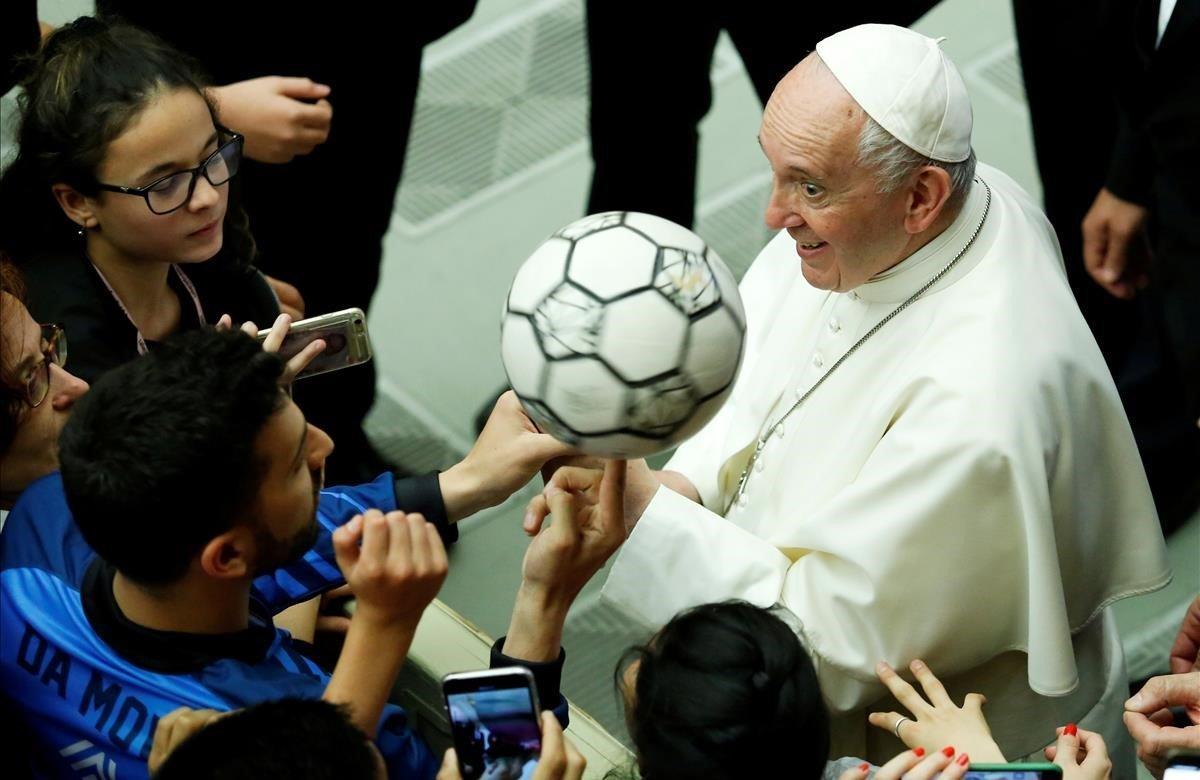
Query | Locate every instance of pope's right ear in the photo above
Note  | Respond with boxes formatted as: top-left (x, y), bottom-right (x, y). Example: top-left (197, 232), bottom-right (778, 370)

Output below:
top-left (51, 183), bottom-right (98, 230)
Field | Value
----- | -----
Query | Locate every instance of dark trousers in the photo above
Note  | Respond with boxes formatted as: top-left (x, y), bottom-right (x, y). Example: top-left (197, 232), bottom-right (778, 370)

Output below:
top-left (239, 47), bottom-right (423, 480)
top-left (584, 0), bottom-right (941, 228)
top-left (1013, 0), bottom-right (1200, 530)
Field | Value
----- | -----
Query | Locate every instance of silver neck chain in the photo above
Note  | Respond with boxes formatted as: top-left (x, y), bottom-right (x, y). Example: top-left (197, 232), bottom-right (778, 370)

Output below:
top-left (730, 179), bottom-right (992, 510)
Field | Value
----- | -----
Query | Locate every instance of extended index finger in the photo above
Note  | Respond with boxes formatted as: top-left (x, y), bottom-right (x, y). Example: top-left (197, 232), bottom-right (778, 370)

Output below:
top-left (910, 659), bottom-right (954, 708)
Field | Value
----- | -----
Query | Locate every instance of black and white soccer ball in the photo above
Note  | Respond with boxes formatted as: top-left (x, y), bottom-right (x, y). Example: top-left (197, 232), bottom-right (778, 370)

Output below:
top-left (501, 211), bottom-right (746, 458)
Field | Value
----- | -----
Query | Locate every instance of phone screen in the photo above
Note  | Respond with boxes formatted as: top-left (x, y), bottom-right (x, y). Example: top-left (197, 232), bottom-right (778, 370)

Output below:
top-left (1166, 765), bottom-right (1200, 779)
top-left (445, 681), bottom-right (541, 780)
top-left (965, 772), bottom-right (1060, 779)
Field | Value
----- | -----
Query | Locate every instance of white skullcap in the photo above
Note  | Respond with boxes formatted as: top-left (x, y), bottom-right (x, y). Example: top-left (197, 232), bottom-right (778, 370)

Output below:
top-left (815, 24), bottom-right (972, 163)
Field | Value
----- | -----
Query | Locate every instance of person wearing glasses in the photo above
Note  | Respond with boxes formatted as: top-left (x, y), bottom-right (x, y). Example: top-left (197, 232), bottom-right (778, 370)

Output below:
top-left (0, 256), bottom-right (87, 510)
top-left (0, 17), bottom-right (280, 385)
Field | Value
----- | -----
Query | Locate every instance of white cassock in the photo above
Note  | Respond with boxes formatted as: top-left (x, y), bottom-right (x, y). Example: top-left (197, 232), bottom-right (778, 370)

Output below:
top-left (600, 163), bottom-right (1172, 771)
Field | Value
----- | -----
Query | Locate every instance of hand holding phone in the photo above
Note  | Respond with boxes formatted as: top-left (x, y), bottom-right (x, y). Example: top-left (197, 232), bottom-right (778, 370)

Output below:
top-left (442, 668), bottom-right (548, 780)
top-left (255, 307), bottom-right (373, 381)
top-left (437, 708), bottom-right (584, 780)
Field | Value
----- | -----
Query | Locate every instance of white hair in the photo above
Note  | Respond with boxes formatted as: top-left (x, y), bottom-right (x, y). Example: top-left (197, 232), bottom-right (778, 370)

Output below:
top-left (856, 115), bottom-right (976, 209)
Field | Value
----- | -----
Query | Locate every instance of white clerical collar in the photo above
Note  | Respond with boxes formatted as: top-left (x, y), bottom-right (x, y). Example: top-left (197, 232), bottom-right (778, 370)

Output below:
top-left (854, 177), bottom-right (988, 304)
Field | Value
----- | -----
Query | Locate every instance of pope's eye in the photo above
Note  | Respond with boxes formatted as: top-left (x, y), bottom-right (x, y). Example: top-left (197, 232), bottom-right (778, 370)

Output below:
top-left (802, 182), bottom-right (822, 197)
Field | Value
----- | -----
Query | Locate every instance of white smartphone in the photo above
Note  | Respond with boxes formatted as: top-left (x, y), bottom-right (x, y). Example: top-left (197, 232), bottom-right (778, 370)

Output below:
top-left (256, 307), bottom-right (373, 380)
top-left (442, 667), bottom-right (542, 780)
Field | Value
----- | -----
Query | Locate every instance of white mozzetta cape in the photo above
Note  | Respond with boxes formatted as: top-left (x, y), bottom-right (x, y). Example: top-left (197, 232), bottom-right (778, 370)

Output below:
top-left (601, 164), bottom-right (1171, 762)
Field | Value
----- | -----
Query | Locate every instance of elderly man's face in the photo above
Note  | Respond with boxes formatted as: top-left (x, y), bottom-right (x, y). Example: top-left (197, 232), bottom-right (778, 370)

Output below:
top-left (759, 55), bottom-right (912, 292)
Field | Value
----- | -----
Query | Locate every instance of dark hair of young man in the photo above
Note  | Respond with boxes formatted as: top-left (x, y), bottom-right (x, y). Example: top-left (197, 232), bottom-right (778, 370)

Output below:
top-left (619, 600), bottom-right (832, 780)
top-left (152, 699), bottom-right (381, 780)
top-left (58, 328), bottom-right (286, 585)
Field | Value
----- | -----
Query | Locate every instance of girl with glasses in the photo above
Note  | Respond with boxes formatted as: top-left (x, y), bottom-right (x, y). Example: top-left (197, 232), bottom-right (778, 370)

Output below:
top-left (0, 17), bottom-right (281, 384)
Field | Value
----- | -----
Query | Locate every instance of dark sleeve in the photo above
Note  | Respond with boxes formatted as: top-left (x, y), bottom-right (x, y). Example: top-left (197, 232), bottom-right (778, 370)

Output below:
top-left (490, 638), bottom-right (570, 728)
top-left (393, 474), bottom-right (458, 545)
top-left (1105, 112), bottom-right (1154, 206)
top-left (1, 0), bottom-right (38, 94)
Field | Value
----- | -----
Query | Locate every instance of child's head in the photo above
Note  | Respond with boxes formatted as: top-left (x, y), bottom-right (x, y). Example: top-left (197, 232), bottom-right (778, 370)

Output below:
top-left (0, 17), bottom-right (244, 266)
top-left (619, 601), bottom-right (831, 780)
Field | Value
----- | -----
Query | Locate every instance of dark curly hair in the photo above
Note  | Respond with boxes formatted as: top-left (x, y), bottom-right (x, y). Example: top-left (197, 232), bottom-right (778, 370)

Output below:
top-left (0, 15), bottom-right (256, 263)
top-left (59, 328), bottom-right (285, 585)
top-left (618, 601), bottom-right (831, 780)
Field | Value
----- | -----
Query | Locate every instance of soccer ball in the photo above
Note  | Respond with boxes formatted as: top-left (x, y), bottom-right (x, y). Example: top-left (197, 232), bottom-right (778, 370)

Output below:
top-left (500, 211), bottom-right (746, 459)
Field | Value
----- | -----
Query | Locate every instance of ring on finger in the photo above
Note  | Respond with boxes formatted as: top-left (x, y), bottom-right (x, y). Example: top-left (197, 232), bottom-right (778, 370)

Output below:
top-left (894, 715), bottom-right (912, 740)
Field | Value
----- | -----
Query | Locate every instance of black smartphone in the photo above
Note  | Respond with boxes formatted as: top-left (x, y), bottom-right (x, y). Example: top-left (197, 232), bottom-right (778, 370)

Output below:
top-left (256, 307), bottom-right (372, 380)
top-left (443, 667), bottom-right (542, 780)
top-left (1165, 750), bottom-right (1200, 780)
top-left (965, 764), bottom-right (1063, 779)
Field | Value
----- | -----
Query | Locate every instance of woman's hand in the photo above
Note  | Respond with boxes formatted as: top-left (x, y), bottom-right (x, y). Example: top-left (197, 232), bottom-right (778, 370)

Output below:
top-left (868, 659), bottom-right (1006, 763)
top-left (219, 313), bottom-right (327, 386)
top-left (1044, 725), bottom-right (1113, 780)
top-left (838, 746), bottom-right (971, 780)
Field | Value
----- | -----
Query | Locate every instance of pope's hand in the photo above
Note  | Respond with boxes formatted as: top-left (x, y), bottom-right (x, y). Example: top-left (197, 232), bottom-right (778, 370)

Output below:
top-left (1044, 725), bottom-right (1113, 780)
top-left (209, 77), bottom-right (333, 163)
top-left (440, 391), bottom-right (577, 522)
top-left (868, 660), bottom-right (1006, 763)
top-left (1081, 187), bottom-right (1150, 300)
top-left (1122, 671), bottom-right (1200, 779)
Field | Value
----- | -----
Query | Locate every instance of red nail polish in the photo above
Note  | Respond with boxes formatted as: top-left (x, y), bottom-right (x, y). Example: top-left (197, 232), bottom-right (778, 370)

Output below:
top-left (1065, 723), bottom-right (1078, 736)
top-left (859, 762), bottom-right (870, 772)
top-left (958, 754), bottom-right (970, 766)
top-left (913, 748), bottom-right (926, 758)
top-left (942, 746), bottom-right (956, 757)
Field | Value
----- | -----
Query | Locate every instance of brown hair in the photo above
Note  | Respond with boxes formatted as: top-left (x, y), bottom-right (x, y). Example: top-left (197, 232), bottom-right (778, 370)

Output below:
top-left (1, 254), bottom-right (30, 454)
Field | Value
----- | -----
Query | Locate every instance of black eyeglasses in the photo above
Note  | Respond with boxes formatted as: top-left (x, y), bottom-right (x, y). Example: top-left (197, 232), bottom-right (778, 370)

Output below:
top-left (25, 324), bottom-right (68, 408)
top-left (95, 130), bottom-right (244, 215)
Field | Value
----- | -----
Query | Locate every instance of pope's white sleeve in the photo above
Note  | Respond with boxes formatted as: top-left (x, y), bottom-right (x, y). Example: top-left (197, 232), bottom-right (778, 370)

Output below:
top-left (602, 377), bottom-right (1161, 714)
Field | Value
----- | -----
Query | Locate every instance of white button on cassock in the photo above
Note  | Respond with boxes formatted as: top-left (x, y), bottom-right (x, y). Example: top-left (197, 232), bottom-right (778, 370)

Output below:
top-left (828, 317), bottom-right (841, 333)
top-left (813, 353), bottom-right (824, 369)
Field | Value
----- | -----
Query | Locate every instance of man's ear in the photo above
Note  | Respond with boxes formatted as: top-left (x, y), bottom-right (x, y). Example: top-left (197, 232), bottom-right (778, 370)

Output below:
top-left (199, 527), bottom-right (255, 580)
top-left (903, 165), bottom-right (953, 235)
top-left (51, 183), bottom-right (100, 230)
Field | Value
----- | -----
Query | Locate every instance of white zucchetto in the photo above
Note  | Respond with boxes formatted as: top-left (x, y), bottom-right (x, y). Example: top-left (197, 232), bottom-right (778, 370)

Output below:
top-left (815, 24), bottom-right (973, 162)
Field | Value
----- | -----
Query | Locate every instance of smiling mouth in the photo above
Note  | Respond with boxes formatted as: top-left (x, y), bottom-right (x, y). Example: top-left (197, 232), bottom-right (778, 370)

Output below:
top-left (798, 241), bottom-right (826, 250)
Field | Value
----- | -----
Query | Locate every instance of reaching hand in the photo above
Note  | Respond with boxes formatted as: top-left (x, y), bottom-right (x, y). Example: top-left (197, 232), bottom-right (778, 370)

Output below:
top-left (1170, 596), bottom-right (1200, 675)
top-left (520, 461), bottom-right (627, 602)
top-left (147, 707), bottom-right (226, 773)
top-left (437, 713), bottom-right (586, 780)
top-left (440, 391), bottom-right (577, 522)
top-left (209, 77), bottom-right (333, 163)
top-left (264, 274), bottom-right (306, 320)
top-left (332, 509), bottom-right (448, 629)
top-left (868, 660), bottom-right (1006, 763)
top-left (1123, 671), bottom-right (1200, 779)
top-left (1044, 725), bottom-right (1113, 780)
top-left (839, 746), bottom-right (971, 780)
top-left (1081, 187), bottom-right (1151, 300)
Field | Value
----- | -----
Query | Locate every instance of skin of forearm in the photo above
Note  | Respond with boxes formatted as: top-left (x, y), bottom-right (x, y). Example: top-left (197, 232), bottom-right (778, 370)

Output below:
top-left (501, 584), bottom-right (571, 663)
top-left (322, 613), bottom-right (417, 736)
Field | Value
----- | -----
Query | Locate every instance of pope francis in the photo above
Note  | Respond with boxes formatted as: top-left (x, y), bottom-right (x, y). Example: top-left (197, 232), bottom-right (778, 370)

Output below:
top-left (595, 24), bottom-right (1172, 772)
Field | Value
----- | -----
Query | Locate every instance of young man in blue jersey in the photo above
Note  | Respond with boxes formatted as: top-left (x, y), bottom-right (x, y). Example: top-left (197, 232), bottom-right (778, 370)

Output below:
top-left (0, 327), bottom-right (577, 779)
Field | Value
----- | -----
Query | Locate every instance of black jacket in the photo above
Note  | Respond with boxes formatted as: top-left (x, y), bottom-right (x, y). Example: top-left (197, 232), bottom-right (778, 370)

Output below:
top-left (1106, 0), bottom-right (1200, 255)
top-left (18, 249), bottom-right (280, 385)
